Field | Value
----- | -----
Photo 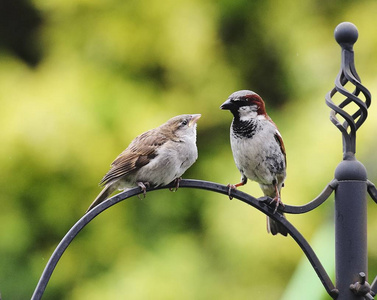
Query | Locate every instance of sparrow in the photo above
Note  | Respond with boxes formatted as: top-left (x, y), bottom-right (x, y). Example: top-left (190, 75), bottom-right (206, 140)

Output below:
top-left (86, 114), bottom-right (201, 212)
top-left (220, 90), bottom-right (288, 236)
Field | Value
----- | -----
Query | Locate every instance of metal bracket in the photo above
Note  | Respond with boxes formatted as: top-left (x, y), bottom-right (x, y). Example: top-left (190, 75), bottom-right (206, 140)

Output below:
top-left (350, 272), bottom-right (374, 300)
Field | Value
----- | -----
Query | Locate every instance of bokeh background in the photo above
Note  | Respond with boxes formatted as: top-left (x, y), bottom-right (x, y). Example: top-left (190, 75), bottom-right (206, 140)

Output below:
top-left (1, 0), bottom-right (377, 299)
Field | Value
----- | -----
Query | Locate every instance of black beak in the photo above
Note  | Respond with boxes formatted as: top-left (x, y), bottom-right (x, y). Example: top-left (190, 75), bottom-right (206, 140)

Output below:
top-left (220, 99), bottom-right (234, 110)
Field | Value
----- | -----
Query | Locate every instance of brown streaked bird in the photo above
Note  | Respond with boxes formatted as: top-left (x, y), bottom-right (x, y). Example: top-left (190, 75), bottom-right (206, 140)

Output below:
top-left (86, 114), bottom-right (201, 212)
top-left (220, 90), bottom-right (288, 236)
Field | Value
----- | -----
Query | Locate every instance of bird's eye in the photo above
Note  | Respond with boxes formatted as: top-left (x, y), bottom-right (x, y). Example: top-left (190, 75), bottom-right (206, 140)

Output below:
top-left (181, 119), bottom-right (188, 126)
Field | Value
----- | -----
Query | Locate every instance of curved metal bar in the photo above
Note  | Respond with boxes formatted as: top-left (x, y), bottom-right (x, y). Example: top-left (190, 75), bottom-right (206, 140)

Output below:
top-left (282, 179), bottom-right (338, 214)
top-left (371, 276), bottom-right (377, 296)
top-left (281, 219), bottom-right (339, 299)
top-left (31, 179), bottom-right (338, 300)
top-left (31, 186), bottom-right (145, 300)
top-left (367, 180), bottom-right (377, 204)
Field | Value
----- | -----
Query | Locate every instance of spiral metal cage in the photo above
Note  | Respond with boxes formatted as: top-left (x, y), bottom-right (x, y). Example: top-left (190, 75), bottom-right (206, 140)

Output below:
top-left (325, 22), bottom-right (371, 158)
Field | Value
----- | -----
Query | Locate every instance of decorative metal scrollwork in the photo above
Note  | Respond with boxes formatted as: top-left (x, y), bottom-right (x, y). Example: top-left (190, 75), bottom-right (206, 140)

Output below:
top-left (325, 22), bottom-right (371, 158)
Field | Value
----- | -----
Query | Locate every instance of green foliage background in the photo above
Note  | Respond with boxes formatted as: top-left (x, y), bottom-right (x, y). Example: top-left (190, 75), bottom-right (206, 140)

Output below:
top-left (1, 0), bottom-right (377, 299)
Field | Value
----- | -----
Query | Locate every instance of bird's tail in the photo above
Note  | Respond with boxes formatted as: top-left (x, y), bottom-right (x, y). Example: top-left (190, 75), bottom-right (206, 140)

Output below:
top-left (86, 184), bottom-right (117, 213)
top-left (267, 215), bottom-right (288, 236)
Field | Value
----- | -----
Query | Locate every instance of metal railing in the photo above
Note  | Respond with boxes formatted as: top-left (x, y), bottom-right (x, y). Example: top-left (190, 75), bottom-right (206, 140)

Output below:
top-left (31, 22), bottom-right (377, 300)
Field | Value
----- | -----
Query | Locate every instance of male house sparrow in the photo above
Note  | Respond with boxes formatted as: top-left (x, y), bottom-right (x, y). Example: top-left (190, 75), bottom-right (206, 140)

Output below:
top-left (86, 114), bottom-right (201, 212)
top-left (220, 90), bottom-right (288, 236)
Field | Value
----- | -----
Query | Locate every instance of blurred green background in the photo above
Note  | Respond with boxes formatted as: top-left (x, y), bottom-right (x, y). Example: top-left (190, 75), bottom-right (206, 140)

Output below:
top-left (1, 0), bottom-right (377, 299)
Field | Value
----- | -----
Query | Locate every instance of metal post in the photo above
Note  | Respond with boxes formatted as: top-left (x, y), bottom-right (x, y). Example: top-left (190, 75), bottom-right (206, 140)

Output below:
top-left (335, 159), bottom-right (368, 299)
top-left (326, 22), bottom-right (373, 299)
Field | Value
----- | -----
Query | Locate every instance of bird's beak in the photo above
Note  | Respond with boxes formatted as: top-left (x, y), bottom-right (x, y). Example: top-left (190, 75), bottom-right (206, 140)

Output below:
top-left (189, 114), bottom-right (201, 127)
top-left (220, 99), bottom-right (233, 110)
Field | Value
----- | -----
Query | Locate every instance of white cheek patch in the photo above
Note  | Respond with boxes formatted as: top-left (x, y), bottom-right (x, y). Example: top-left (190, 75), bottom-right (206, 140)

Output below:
top-left (256, 114), bottom-right (267, 121)
top-left (238, 105), bottom-right (258, 121)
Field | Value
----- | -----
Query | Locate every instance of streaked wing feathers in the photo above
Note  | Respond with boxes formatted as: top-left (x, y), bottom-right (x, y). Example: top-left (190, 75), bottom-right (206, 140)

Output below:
top-left (274, 131), bottom-right (286, 165)
top-left (99, 129), bottom-right (169, 185)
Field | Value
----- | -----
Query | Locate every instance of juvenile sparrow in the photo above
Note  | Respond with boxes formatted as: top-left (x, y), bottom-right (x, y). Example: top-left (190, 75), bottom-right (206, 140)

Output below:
top-left (220, 90), bottom-right (288, 236)
top-left (86, 114), bottom-right (201, 212)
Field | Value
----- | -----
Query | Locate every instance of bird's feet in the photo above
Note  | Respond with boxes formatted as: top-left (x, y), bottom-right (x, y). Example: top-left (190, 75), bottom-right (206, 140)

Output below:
top-left (226, 184), bottom-right (237, 200)
top-left (259, 196), bottom-right (285, 214)
top-left (270, 196), bottom-right (285, 214)
top-left (137, 182), bottom-right (150, 199)
top-left (169, 177), bottom-right (182, 192)
top-left (226, 180), bottom-right (247, 200)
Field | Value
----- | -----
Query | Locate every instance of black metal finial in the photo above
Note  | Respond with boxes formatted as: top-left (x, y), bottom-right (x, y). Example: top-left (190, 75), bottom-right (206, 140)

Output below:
top-left (334, 22), bottom-right (358, 49)
top-left (325, 22), bottom-right (371, 159)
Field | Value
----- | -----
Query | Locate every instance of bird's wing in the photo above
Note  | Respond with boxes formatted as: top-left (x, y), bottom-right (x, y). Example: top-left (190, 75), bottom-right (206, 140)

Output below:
top-left (99, 130), bottom-right (169, 185)
top-left (274, 130), bottom-right (287, 166)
